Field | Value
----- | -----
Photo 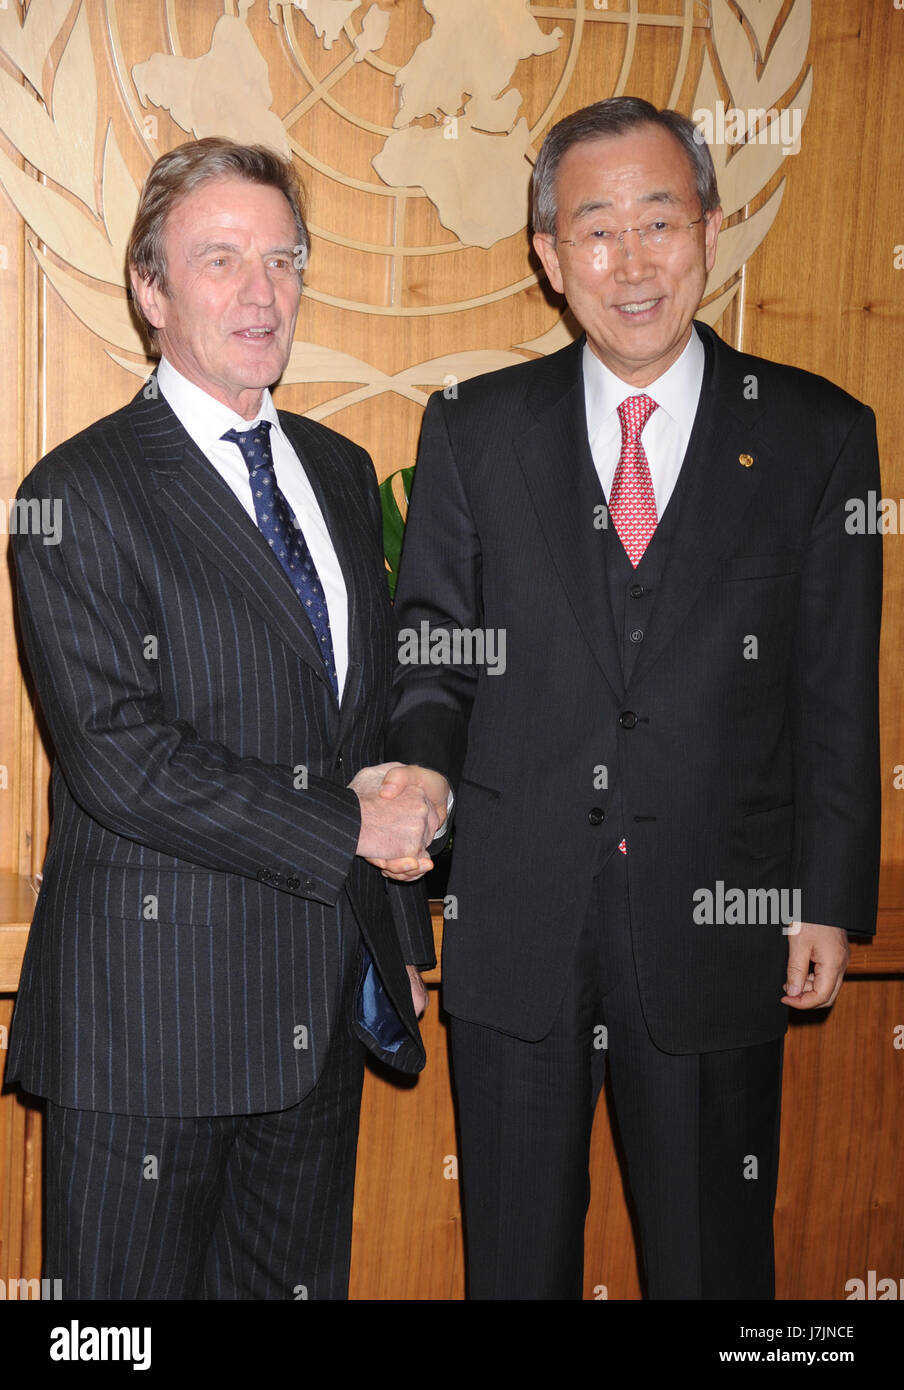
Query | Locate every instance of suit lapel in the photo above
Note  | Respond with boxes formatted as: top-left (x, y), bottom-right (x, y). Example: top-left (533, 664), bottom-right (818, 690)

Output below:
top-left (128, 386), bottom-right (338, 700)
top-left (625, 322), bottom-right (768, 688)
top-left (515, 339), bottom-right (625, 702)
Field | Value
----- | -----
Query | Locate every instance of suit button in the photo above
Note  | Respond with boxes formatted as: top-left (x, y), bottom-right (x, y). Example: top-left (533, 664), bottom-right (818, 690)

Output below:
top-left (335, 752), bottom-right (344, 774)
top-left (630, 584), bottom-right (645, 598)
top-left (303, 878), bottom-right (314, 891)
top-left (286, 875), bottom-right (300, 890)
top-left (619, 711), bottom-right (637, 728)
top-left (629, 628), bottom-right (643, 643)
top-left (271, 872), bottom-right (284, 886)
top-left (257, 868), bottom-right (271, 883)
top-left (588, 808), bottom-right (605, 826)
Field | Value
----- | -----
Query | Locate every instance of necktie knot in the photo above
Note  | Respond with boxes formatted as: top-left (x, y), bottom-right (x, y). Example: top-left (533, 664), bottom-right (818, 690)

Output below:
top-left (617, 393), bottom-right (658, 444)
top-left (221, 421), bottom-right (273, 476)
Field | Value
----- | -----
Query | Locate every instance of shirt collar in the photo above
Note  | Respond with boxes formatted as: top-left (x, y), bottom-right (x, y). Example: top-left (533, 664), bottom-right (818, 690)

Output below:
top-left (156, 357), bottom-right (285, 453)
top-left (582, 322), bottom-right (705, 439)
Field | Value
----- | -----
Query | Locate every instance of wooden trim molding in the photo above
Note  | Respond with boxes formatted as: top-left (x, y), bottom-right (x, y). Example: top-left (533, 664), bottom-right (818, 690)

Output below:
top-left (0, 872), bottom-right (38, 992)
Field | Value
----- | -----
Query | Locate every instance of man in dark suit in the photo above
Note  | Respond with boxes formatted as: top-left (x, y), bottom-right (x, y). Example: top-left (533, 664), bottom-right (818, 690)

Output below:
top-left (9, 138), bottom-right (445, 1300)
top-left (382, 98), bottom-right (882, 1299)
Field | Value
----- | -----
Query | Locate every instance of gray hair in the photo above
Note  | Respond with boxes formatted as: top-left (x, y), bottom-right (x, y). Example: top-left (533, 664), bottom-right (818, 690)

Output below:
top-left (531, 97), bottom-right (720, 237)
top-left (127, 138), bottom-right (309, 345)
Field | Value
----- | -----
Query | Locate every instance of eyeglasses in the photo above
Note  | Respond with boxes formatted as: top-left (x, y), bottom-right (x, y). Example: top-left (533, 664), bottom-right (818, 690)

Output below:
top-left (557, 216), bottom-right (706, 264)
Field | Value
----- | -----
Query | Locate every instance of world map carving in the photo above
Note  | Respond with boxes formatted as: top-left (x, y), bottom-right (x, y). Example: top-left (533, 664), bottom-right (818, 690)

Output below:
top-left (134, 0), bottom-right (563, 248)
top-left (0, 0), bottom-right (812, 397)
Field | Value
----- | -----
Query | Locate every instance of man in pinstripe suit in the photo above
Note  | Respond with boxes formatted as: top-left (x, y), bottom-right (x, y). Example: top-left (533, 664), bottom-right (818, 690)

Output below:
top-left (8, 139), bottom-right (446, 1300)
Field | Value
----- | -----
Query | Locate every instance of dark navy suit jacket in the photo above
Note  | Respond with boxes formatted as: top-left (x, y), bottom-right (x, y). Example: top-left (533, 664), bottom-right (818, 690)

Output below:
top-left (10, 381), bottom-right (434, 1115)
top-left (388, 322), bottom-right (881, 1052)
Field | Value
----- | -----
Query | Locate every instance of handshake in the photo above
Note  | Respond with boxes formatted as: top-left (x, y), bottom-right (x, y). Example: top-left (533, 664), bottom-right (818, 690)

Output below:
top-left (351, 762), bottom-right (452, 883)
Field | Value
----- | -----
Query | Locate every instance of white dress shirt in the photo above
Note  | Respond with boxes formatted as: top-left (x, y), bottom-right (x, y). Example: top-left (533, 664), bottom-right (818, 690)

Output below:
top-left (157, 358), bottom-right (350, 699)
top-left (582, 324), bottom-right (705, 517)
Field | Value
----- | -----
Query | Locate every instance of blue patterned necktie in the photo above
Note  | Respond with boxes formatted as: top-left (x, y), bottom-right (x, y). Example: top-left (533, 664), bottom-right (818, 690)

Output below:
top-left (222, 420), bottom-right (338, 697)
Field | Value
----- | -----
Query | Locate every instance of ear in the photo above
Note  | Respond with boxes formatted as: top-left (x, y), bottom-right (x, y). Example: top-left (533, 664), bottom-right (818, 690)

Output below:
top-left (129, 265), bottom-right (167, 334)
top-left (532, 232), bottom-right (565, 296)
top-left (703, 205), bottom-right (723, 275)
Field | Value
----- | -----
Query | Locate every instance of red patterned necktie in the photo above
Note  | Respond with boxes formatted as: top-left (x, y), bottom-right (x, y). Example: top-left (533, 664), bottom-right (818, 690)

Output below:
top-left (609, 394), bottom-right (659, 567)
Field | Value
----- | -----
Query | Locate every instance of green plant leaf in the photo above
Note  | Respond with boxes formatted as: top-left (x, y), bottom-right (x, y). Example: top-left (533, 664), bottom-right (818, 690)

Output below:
top-left (379, 465), bottom-right (415, 600)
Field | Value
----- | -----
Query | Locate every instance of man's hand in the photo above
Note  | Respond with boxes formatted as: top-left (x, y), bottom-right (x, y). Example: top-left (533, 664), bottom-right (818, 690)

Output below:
top-left (379, 764), bottom-right (449, 829)
top-left (371, 764), bottom-right (452, 882)
top-left (407, 964), bottom-right (429, 1019)
top-left (351, 762), bottom-right (440, 871)
top-left (782, 922), bottom-right (849, 1009)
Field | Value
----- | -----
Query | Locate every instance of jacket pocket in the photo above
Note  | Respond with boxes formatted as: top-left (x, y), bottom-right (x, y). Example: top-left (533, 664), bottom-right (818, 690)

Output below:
top-left (457, 775), bottom-right (502, 803)
top-left (80, 864), bottom-right (227, 925)
top-left (714, 551), bottom-right (801, 582)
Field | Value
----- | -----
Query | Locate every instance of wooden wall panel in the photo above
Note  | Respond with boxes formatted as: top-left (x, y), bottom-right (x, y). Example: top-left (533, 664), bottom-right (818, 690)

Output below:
top-left (0, 0), bottom-right (901, 1301)
top-left (0, 77), bottom-right (28, 878)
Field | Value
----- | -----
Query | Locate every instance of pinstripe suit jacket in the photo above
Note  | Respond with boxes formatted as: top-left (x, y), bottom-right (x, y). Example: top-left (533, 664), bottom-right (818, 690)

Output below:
top-left (9, 381), bottom-right (434, 1116)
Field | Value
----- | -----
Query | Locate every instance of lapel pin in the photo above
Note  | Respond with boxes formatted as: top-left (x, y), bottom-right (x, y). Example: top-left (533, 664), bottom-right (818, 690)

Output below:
top-left (738, 453), bottom-right (754, 468)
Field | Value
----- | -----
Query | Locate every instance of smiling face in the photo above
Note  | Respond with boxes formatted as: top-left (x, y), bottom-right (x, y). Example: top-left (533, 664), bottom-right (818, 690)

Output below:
top-left (130, 177), bottom-right (302, 418)
top-left (532, 125), bottom-right (722, 387)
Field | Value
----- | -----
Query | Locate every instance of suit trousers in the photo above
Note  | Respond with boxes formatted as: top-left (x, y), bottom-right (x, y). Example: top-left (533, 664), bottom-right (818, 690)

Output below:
top-left (449, 847), bottom-right (785, 1300)
top-left (43, 937), bottom-right (367, 1301)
